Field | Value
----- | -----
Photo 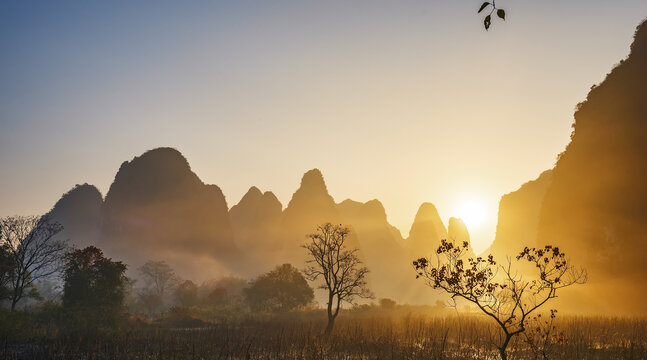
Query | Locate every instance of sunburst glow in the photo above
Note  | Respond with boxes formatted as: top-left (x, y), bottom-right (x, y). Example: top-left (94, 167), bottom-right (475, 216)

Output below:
top-left (454, 198), bottom-right (488, 229)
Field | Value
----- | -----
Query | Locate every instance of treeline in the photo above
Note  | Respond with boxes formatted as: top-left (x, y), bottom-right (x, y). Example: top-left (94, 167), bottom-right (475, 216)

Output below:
top-left (1, 214), bottom-right (586, 360)
top-left (0, 215), bottom-right (403, 339)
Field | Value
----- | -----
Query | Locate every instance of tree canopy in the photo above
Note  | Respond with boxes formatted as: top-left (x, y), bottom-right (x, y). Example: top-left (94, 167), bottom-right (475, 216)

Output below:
top-left (63, 246), bottom-right (128, 325)
top-left (244, 263), bottom-right (314, 312)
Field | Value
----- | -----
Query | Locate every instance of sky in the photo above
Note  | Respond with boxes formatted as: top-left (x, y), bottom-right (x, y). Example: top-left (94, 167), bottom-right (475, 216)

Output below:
top-left (1, 1), bottom-right (646, 254)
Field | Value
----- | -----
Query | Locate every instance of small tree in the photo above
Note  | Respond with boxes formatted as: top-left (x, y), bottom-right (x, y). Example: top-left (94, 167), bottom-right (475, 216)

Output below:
top-left (379, 298), bottom-right (397, 309)
top-left (244, 263), bottom-right (314, 312)
top-left (138, 260), bottom-right (178, 306)
top-left (303, 223), bottom-right (373, 335)
top-left (136, 260), bottom-right (179, 315)
top-left (63, 246), bottom-right (128, 326)
top-left (413, 240), bottom-right (586, 360)
top-left (175, 280), bottom-right (198, 307)
top-left (0, 215), bottom-right (67, 311)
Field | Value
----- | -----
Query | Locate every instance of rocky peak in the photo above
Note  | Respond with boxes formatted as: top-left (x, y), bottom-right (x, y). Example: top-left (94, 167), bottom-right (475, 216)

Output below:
top-left (104, 147), bottom-right (201, 207)
top-left (407, 202), bottom-right (448, 258)
top-left (409, 202), bottom-right (447, 241)
top-left (48, 183), bottom-right (104, 249)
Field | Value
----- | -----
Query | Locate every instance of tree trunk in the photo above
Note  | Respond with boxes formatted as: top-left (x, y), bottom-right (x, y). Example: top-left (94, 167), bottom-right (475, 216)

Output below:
top-left (499, 333), bottom-right (513, 360)
top-left (325, 315), bottom-right (335, 335)
top-left (325, 291), bottom-right (336, 335)
top-left (499, 347), bottom-right (507, 360)
top-left (10, 283), bottom-right (21, 311)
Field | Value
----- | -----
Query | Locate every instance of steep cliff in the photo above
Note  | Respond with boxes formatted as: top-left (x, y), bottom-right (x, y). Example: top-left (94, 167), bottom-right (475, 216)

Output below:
top-left (535, 21), bottom-right (647, 314)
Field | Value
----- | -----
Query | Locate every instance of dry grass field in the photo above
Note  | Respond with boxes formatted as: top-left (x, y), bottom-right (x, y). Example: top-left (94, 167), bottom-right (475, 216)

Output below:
top-left (2, 312), bottom-right (645, 360)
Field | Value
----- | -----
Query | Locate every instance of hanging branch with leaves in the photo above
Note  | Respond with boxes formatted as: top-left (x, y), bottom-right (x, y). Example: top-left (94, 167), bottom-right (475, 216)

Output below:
top-left (478, 1), bottom-right (506, 30)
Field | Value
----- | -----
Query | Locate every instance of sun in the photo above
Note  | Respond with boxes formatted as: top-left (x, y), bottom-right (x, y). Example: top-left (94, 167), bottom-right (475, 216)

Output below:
top-left (454, 198), bottom-right (488, 228)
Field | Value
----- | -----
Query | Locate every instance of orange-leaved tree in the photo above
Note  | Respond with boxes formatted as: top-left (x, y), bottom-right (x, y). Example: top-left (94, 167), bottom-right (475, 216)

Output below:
top-left (413, 240), bottom-right (586, 360)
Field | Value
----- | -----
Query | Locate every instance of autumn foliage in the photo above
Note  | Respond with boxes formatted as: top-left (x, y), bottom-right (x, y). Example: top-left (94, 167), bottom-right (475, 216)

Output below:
top-left (414, 240), bottom-right (586, 360)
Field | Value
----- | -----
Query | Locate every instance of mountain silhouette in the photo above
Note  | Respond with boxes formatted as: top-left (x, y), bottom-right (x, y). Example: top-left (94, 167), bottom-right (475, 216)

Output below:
top-left (48, 183), bottom-right (104, 250)
top-left (278, 169), bottom-right (361, 264)
top-left (337, 199), bottom-right (440, 303)
top-left (100, 147), bottom-right (240, 278)
top-left (406, 202), bottom-right (448, 259)
top-left (229, 186), bottom-right (283, 252)
top-left (337, 199), bottom-right (407, 299)
top-left (281, 169), bottom-right (339, 234)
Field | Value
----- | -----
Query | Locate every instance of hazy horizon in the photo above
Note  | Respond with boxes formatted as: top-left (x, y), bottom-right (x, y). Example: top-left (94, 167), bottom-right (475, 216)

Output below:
top-left (2, 1), bottom-right (647, 253)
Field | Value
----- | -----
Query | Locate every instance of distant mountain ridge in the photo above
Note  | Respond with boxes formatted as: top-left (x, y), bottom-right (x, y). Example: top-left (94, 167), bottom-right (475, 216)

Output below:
top-left (229, 186), bottom-right (282, 252)
top-left (46, 149), bottom-right (472, 303)
top-left (45, 20), bottom-right (647, 313)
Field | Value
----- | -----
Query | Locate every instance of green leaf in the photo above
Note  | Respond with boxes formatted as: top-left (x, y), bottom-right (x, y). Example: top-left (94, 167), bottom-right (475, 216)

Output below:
top-left (478, 2), bottom-right (491, 13)
top-left (497, 9), bottom-right (506, 20)
top-left (484, 15), bottom-right (491, 30)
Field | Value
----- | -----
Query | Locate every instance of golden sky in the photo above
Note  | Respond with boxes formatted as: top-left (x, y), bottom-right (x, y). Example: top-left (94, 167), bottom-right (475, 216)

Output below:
top-left (1, 1), bottom-right (647, 253)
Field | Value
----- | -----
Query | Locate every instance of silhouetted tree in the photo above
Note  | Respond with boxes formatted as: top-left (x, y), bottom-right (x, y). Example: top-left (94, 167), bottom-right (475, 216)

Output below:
top-left (139, 260), bottom-right (177, 298)
top-left (413, 240), bottom-right (586, 360)
top-left (303, 223), bottom-right (373, 335)
top-left (0, 215), bottom-right (66, 311)
top-left (175, 280), bottom-right (198, 307)
top-left (244, 263), bottom-right (314, 312)
top-left (63, 246), bottom-right (128, 326)
top-left (379, 298), bottom-right (397, 309)
top-left (138, 260), bottom-right (178, 314)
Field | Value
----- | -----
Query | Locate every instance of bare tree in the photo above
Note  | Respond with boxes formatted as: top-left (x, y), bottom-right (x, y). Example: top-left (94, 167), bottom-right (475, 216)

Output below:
top-left (138, 260), bottom-right (178, 313)
top-left (303, 223), bottom-right (373, 335)
top-left (139, 260), bottom-right (178, 298)
top-left (0, 215), bottom-right (67, 311)
top-left (413, 240), bottom-right (586, 360)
